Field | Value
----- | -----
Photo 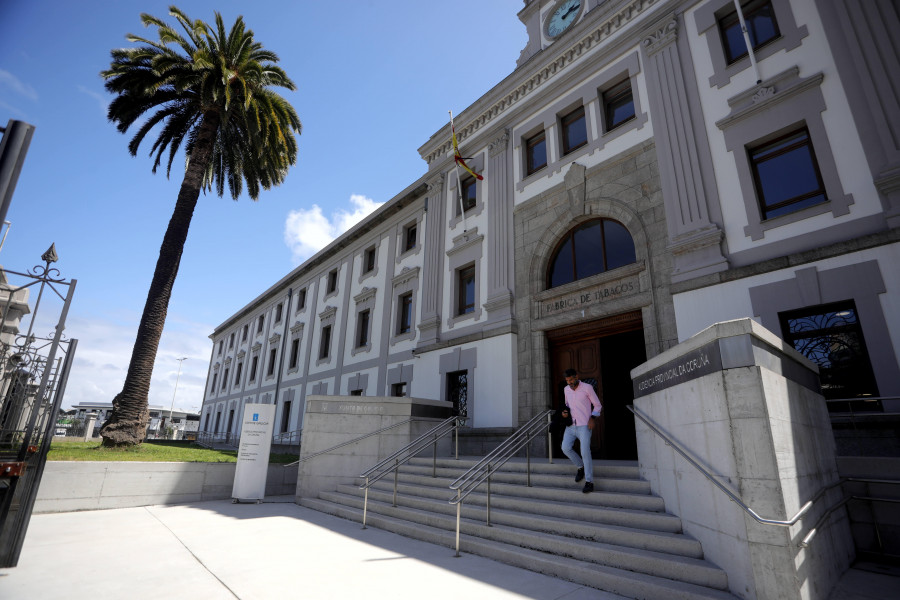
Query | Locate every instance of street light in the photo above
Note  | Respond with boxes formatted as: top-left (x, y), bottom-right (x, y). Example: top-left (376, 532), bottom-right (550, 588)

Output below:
top-left (168, 357), bottom-right (188, 439)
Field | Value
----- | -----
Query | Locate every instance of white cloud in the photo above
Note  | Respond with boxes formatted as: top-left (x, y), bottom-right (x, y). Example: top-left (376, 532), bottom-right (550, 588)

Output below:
top-left (60, 313), bottom-right (213, 413)
top-left (77, 85), bottom-right (108, 114)
top-left (284, 194), bottom-right (383, 263)
top-left (0, 69), bottom-right (38, 100)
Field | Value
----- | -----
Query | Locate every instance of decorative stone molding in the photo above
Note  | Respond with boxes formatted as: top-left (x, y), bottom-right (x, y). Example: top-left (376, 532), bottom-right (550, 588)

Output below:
top-left (426, 173), bottom-right (445, 195)
top-left (447, 228), bottom-right (484, 257)
top-left (251, 342), bottom-right (261, 353)
top-left (354, 287), bottom-right (376, 305)
top-left (641, 18), bottom-right (677, 56)
top-left (751, 86), bottom-right (775, 104)
top-left (268, 333), bottom-right (281, 345)
top-left (422, 0), bottom-right (661, 166)
top-left (290, 321), bottom-right (304, 335)
top-left (392, 266), bottom-right (420, 289)
top-left (224, 357), bottom-right (232, 366)
top-left (489, 129), bottom-right (510, 158)
top-left (237, 350), bottom-right (246, 359)
top-left (318, 306), bottom-right (337, 321)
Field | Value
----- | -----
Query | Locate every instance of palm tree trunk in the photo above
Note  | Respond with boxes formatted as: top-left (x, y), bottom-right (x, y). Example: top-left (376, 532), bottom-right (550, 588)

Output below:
top-left (100, 111), bottom-right (221, 446)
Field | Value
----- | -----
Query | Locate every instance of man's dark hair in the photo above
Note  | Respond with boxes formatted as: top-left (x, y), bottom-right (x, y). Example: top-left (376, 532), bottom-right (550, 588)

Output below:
top-left (564, 368), bottom-right (577, 377)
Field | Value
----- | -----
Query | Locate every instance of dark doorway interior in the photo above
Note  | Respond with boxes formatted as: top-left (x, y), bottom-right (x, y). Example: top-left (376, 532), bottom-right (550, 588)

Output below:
top-left (548, 311), bottom-right (646, 460)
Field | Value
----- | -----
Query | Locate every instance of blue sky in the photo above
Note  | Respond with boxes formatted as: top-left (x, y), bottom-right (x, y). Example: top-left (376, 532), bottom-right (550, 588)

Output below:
top-left (0, 1), bottom-right (526, 412)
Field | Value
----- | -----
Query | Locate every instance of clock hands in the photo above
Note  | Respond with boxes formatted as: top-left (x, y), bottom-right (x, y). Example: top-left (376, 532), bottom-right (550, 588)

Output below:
top-left (562, 2), bottom-right (580, 20)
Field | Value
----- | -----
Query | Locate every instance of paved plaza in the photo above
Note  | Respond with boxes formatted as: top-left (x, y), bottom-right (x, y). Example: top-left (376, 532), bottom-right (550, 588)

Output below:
top-left (1, 498), bottom-right (896, 600)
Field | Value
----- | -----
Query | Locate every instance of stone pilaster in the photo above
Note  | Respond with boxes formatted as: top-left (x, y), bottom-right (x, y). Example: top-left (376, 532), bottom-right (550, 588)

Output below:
top-left (641, 15), bottom-right (729, 283)
top-left (485, 129), bottom-right (516, 327)
top-left (418, 173), bottom-right (446, 346)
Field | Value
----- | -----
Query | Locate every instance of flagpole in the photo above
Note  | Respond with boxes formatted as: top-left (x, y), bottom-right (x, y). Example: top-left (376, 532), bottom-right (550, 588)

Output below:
top-left (449, 110), bottom-right (469, 233)
top-left (732, 0), bottom-right (761, 84)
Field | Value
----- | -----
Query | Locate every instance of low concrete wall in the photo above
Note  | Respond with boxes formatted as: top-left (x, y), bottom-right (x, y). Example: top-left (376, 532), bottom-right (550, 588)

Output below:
top-left (34, 461), bottom-right (297, 513)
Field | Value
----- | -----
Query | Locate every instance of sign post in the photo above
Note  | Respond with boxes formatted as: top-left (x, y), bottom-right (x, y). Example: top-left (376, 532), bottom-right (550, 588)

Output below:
top-left (232, 404), bottom-right (275, 503)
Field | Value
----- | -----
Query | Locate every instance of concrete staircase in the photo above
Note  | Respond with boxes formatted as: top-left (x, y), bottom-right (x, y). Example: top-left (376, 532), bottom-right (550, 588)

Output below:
top-left (300, 456), bottom-right (736, 599)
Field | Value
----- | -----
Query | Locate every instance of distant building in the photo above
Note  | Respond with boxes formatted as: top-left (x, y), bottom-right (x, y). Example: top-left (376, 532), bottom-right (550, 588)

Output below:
top-left (71, 402), bottom-right (199, 439)
top-left (200, 0), bottom-right (899, 456)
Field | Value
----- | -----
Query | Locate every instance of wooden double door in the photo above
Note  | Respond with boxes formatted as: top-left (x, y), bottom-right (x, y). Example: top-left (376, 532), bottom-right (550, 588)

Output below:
top-left (548, 311), bottom-right (646, 460)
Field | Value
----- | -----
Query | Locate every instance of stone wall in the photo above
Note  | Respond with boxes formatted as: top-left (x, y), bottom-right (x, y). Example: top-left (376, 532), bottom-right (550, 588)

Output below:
top-left (513, 140), bottom-right (676, 424)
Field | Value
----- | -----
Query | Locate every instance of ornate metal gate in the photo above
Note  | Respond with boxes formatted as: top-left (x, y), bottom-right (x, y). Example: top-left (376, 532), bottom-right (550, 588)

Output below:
top-left (0, 246), bottom-right (77, 567)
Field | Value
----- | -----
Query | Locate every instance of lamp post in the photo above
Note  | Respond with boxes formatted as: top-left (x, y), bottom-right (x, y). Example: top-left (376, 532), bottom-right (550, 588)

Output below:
top-left (168, 357), bottom-right (188, 439)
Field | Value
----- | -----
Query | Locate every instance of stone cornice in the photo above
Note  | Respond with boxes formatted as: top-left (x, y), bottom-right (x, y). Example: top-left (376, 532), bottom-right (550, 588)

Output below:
top-left (354, 286), bottom-right (377, 304)
top-left (392, 266), bottom-right (421, 288)
top-left (420, 0), bottom-right (661, 166)
top-left (290, 321), bottom-right (304, 335)
top-left (318, 306), bottom-right (337, 321)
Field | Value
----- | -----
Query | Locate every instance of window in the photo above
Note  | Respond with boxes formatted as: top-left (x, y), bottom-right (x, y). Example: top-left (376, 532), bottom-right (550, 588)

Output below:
top-left (257, 315), bottom-right (264, 334)
top-left (210, 373), bottom-right (218, 393)
top-left (363, 247), bottom-right (376, 273)
top-left (391, 382), bottom-right (407, 397)
top-left (603, 80), bottom-right (635, 132)
top-left (319, 325), bottom-right (332, 359)
top-left (350, 389), bottom-right (363, 396)
top-left (221, 368), bottom-right (229, 390)
top-left (327, 269), bottom-right (338, 293)
top-left (297, 288), bottom-right (306, 311)
top-left (561, 106), bottom-right (587, 155)
top-left (357, 309), bottom-right (371, 348)
top-left (234, 362), bottom-right (243, 386)
top-left (525, 130), bottom-right (547, 175)
top-left (447, 370), bottom-right (468, 416)
top-left (457, 265), bottom-right (476, 316)
top-left (403, 223), bottom-right (417, 253)
top-left (228, 333), bottom-right (234, 349)
top-left (749, 128), bottom-right (826, 220)
top-left (547, 219), bottom-right (636, 289)
top-left (457, 177), bottom-right (477, 216)
top-left (275, 303), bottom-right (283, 323)
top-left (281, 401), bottom-right (291, 434)
top-left (397, 293), bottom-right (413, 334)
top-left (249, 355), bottom-right (259, 382)
top-left (779, 301), bottom-right (878, 400)
top-left (267, 348), bottom-right (277, 376)
top-left (288, 338), bottom-right (300, 369)
top-left (241, 325), bottom-right (248, 342)
top-left (719, 0), bottom-right (780, 65)
top-left (217, 341), bottom-right (223, 356)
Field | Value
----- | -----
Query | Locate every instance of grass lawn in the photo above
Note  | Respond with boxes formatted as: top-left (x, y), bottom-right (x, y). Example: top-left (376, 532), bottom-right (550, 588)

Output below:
top-left (47, 439), bottom-right (298, 464)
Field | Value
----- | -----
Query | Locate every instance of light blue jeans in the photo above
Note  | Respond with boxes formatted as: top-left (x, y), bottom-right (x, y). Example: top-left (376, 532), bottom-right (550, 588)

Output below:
top-left (561, 425), bottom-right (593, 483)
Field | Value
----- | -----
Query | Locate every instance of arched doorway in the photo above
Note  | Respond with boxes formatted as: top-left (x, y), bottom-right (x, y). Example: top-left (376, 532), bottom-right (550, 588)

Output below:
top-left (548, 311), bottom-right (646, 460)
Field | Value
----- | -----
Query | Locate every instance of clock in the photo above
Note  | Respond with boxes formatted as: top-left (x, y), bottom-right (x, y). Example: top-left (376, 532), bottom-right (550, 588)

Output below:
top-left (544, 0), bottom-right (583, 40)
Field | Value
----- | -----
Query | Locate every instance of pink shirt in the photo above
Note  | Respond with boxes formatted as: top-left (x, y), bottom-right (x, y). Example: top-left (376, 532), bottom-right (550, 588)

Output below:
top-left (564, 381), bottom-right (602, 426)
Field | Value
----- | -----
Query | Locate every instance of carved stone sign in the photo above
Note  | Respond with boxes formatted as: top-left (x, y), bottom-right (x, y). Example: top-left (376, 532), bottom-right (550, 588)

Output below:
top-left (540, 276), bottom-right (639, 318)
top-left (632, 339), bottom-right (723, 399)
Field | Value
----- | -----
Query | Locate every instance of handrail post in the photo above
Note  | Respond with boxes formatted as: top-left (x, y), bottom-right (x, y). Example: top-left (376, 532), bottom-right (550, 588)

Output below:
top-left (455, 489), bottom-right (462, 557)
top-left (526, 438), bottom-right (532, 487)
top-left (393, 459), bottom-right (399, 507)
top-left (362, 477), bottom-right (369, 530)
top-left (486, 463), bottom-right (492, 527)
top-left (547, 412), bottom-right (553, 464)
top-left (455, 417), bottom-right (460, 459)
top-left (432, 435), bottom-right (437, 478)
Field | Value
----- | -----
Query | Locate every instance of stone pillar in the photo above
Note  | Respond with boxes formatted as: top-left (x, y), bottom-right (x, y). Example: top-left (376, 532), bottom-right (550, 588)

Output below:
top-left (640, 15), bottom-right (728, 283)
top-left (83, 412), bottom-right (97, 442)
top-left (485, 129), bottom-right (515, 328)
top-left (418, 173), bottom-right (446, 346)
top-left (631, 319), bottom-right (853, 600)
top-left (295, 395), bottom-right (453, 501)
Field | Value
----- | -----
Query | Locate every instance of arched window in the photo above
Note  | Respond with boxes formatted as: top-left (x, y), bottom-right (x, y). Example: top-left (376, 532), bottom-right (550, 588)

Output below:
top-left (547, 218), bottom-right (636, 289)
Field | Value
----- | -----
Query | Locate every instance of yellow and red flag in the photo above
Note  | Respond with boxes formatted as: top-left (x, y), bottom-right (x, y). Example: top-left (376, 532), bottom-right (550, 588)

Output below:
top-left (451, 115), bottom-right (483, 181)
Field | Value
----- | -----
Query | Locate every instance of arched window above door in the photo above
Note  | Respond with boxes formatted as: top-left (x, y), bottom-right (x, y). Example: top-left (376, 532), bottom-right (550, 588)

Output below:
top-left (547, 218), bottom-right (636, 289)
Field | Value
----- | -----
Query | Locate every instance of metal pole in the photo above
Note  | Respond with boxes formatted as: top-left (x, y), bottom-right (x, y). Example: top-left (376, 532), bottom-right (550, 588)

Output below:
top-left (455, 419), bottom-right (459, 459)
top-left (362, 480), bottom-right (369, 529)
top-left (455, 491), bottom-right (462, 557)
top-left (548, 413), bottom-right (554, 464)
top-left (393, 459), bottom-right (399, 507)
top-left (526, 439), bottom-right (532, 487)
top-left (487, 470), bottom-right (492, 527)
top-left (168, 357), bottom-right (187, 438)
top-left (432, 437), bottom-right (437, 478)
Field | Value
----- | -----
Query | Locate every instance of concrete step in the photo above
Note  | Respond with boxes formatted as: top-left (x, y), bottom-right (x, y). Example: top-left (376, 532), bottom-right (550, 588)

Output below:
top-left (366, 479), bottom-right (682, 533)
top-left (301, 496), bottom-right (736, 600)
top-left (379, 471), bottom-right (666, 512)
top-left (410, 456), bottom-right (642, 480)
top-left (398, 463), bottom-right (652, 494)
top-left (343, 485), bottom-right (702, 559)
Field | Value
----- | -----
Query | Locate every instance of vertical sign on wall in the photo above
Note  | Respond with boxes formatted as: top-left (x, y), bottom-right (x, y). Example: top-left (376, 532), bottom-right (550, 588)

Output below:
top-left (232, 404), bottom-right (275, 502)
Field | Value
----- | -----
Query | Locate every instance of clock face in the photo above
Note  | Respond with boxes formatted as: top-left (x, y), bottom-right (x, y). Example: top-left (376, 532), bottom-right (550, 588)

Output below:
top-left (545, 0), bottom-right (582, 39)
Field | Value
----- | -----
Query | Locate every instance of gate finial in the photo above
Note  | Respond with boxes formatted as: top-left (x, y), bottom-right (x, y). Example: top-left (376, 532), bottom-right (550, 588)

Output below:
top-left (41, 243), bottom-right (58, 264)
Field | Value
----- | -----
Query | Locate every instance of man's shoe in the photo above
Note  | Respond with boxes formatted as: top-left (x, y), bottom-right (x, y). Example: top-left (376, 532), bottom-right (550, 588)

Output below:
top-left (582, 481), bottom-right (594, 494)
top-left (575, 467), bottom-right (585, 483)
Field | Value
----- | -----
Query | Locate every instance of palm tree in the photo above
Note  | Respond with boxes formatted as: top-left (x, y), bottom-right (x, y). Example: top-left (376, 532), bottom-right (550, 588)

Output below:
top-left (99, 6), bottom-right (301, 446)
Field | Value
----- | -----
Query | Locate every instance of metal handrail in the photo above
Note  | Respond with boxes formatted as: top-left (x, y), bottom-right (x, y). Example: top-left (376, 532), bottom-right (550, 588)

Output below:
top-left (628, 405), bottom-right (841, 529)
top-left (272, 428), bottom-right (301, 446)
top-left (359, 415), bottom-right (466, 528)
top-left (283, 418), bottom-right (425, 468)
top-left (448, 409), bottom-right (555, 557)
top-left (801, 477), bottom-right (900, 548)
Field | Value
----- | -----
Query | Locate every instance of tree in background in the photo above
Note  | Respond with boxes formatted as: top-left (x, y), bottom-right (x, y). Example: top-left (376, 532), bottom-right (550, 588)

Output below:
top-left (99, 6), bottom-right (301, 446)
